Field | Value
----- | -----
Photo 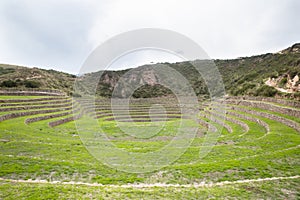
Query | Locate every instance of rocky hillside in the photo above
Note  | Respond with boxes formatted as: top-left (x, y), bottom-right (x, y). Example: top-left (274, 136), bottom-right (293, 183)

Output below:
top-left (265, 74), bottom-right (300, 93)
top-left (216, 43), bottom-right (300, 98)
top-left (0, 64), bottom-right (76, 94)
top-left (1, 43), bottom-right (299, 99)
top-left (77, 43), bottom-right (300, 99)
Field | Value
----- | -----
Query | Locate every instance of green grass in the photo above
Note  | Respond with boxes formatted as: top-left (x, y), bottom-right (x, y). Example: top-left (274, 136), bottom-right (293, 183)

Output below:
top-left (0, 178), bottom-right (299, 199)
top-left (0, 95), bottom-right (299, 199)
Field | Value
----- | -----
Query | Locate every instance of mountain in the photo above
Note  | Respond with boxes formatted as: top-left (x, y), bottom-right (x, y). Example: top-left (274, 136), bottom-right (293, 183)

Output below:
top-left (1, 43), bottom-right (299, 99)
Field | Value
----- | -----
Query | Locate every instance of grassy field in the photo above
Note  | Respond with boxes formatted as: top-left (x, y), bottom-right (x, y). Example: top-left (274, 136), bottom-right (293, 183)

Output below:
top-left (0, 177), bottom-right (299, 199)
top-left (0, 95), bottom-right (299, 199)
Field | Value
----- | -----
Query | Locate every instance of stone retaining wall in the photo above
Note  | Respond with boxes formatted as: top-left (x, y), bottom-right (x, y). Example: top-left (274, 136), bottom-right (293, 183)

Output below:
top-left (0, 97), bottom-right (67, 103)
top-left (231, 106), bottom-right (300, 133)
top-left (0, 107), bottom-right (72, 122)
top-left (0, 99), bottom-right (71, 107)
top-left (197, 117), bottom-right (218, 133)
top-left (202, 112), bottom-right (232, 133)
top-left (227, 110), bottom-right (270, 133)
top-left (208, 111), bottom-right (249, 133)
top-left (48, 112), bottom-right (83, 127)
top-left (25, 111), bottom-right (73, 124)
top-left (0, 89), bottom-right (66, 96)
top-left (226, 96), bottom-right (300, 108)
top-left (225, 100), bottom-right (300, 118)
top-left (0, 103), bottom-right (72, 112)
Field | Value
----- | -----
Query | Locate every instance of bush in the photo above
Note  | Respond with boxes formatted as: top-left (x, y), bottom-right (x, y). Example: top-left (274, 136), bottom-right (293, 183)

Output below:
top-left (278, 77), bottom-right (287, 88)
top-left (230, 83), bottom-right (256, 96)
top-left (255, 85), bottom-right (278, 97)
top-left (0, 67), bottom-right (15, 75)
top-left (70, 92), bottom-right (82, 97)
top-left (0, 80), bottom-right (17, 87)
top-left (293, 92), bottom-right (300, 99)
top-left (132, 84), bottom-right (172, 98)
top-left (24, 80), bottom-right (41, 88)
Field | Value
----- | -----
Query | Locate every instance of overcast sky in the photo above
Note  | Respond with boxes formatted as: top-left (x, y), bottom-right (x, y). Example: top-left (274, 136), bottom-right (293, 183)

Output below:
top-left (0, 0), bottom-right (299, 74)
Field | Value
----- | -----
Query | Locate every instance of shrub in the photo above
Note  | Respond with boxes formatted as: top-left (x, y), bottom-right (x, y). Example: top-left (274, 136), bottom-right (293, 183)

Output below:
top-left (0, 80), bottom-right (17, 87)
top-left (132, 84), bottom-right (172, 98)
top-left (0, 67), bottom-right (15, 75)
top-left (255, 85), bottom-right (278, 97)
top-left (278, 77), bottom-right (287, 88)
top-left (24, 80), bottom-right (41, 88)
top-left (70, 92), bottom-right (82, 97)
top-left (230, 83), bottom-right (256, 96)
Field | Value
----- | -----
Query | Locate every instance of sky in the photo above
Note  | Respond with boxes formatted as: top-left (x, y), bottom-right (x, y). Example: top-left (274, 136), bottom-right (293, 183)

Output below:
top-left (0, 0), bottom-right (299, 74)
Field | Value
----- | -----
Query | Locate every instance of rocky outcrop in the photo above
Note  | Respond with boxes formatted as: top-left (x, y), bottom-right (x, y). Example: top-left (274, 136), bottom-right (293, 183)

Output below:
top-left (265, 74), bottom-right (300, 93)
top-left (278, 43), bottom-right (300, 54)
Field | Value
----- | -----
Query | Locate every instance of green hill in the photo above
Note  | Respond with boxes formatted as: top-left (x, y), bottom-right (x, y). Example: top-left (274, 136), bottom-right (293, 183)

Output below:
top-left (0, 64), bottom-right (76, 94)
top-left (78, 43), bottom-right (300, 99)
top-left (1, 43), bottom-right (299, 99)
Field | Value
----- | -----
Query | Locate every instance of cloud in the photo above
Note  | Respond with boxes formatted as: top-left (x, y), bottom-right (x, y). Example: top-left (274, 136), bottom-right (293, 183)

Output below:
top-left (0, 0), bottom-right (299, 74)
top-left (108, 49), bottom-right (185, 71)
top-left (0, 0), bottom-right (97, 73)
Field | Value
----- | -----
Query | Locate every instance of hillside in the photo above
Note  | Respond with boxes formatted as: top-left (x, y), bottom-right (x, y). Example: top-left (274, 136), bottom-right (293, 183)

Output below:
top-left (0, 64), bottom-right (76, 94)
top-left (78, 43), bottom-right (300, 99)
top-left (1, 43), bottom-right (300, 99)
top-left (216, 43), bottom-right (300, 98)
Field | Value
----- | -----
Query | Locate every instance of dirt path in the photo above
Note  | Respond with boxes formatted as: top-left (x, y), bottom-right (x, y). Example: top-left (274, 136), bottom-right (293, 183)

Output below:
top-left (0, 175), bottom-right (299, 188)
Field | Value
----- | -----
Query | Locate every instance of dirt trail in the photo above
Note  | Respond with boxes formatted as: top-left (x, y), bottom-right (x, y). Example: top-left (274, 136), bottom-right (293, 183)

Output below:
top-left (0, 175), bottom-right (299, 188)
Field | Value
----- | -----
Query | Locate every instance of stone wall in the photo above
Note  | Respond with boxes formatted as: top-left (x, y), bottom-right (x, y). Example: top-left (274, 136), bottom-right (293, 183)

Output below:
top-left (48, 112), bottom-right (83, 127)
top-left (0, 97), bottom-right (67, 103)
top-left (226, 96), bottom-right (300, 108)
top-left (0, 107), bottom-right (72, 122)
top-left (0, 99), bottom-right (71, 107)
top-left (227, 110), bottom-right (270, 133)
top-left (209, 111), bottom-right (249, 133)
top-left (25, 111), bottom-right (73, 124)
top-left (202, 111), bottom-right (232, 133)
top-left (0, 103), bottom-right (72, 112)
top-left (231, 106), bottom-right (300, 133)
top-left (197, 116), bottom-right (218, 133)
top-left (0, 89), bottom-right (66, 96)
top-left (225, 99), bottom-right (300, 118)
